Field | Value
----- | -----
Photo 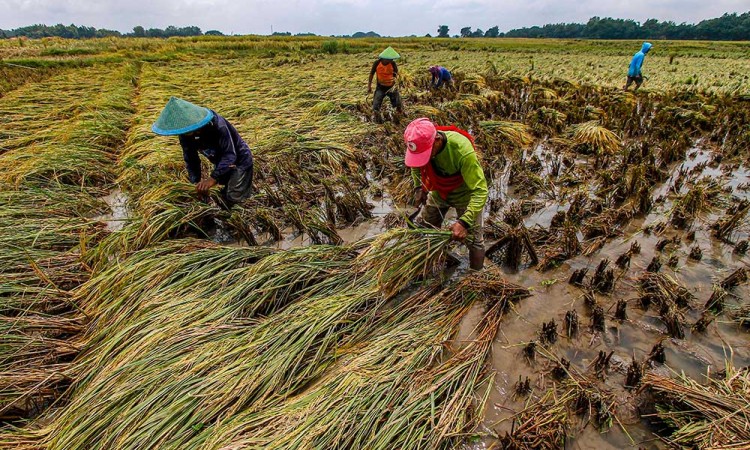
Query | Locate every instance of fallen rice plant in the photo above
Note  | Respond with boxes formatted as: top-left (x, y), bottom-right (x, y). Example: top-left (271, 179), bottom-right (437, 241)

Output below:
top-left (641, 364), bottom-right (750, 448)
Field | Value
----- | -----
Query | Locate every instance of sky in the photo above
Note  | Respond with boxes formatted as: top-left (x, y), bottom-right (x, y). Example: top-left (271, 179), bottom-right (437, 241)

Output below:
top-left (2, 0), bottom-right (748, 36)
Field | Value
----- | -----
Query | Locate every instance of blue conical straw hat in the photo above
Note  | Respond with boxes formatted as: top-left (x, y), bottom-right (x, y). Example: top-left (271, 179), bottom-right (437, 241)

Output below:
top-left (378, 46), bottom-right (400, 60)
top-left (152, 96), bottom-right (214, 135)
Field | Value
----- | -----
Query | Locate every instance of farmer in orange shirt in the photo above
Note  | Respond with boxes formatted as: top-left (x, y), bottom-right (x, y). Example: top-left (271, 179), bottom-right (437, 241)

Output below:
top-left (368, 46), bottom-right (404, 122)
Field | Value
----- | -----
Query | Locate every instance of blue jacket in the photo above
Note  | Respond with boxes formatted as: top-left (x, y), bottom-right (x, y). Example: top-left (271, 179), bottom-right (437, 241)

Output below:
top-left (179, 111), bottom-right (253, 183)
top-left (432, 67), bottom-right (452, 87)
top-left (628, 42), bottom-right (652, 77)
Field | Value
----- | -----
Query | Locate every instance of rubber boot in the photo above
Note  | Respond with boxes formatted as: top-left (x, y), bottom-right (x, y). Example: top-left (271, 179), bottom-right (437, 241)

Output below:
top-left (469, 248), bottom-right (485, 271)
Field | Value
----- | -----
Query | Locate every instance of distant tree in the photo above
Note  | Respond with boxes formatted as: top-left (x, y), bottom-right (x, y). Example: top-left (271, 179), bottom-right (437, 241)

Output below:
top-left (6, 12), bottom-right (750, 41)
top-left (272, 31), bottom-right (292, 36)
top-left (352, 31), bottom-right (381, 38)
top-left (499, 13), bottom-right (750, 40)
top-left (471, 28), bottom-right (484, 37)
top-left (205, 30), bottom-right (224, 36)
top-left (425, 33), bottom-right (432, 37)
top-left (78, 25), bottom-right (97, 38)
top-left (96, 29), bottom-right (121, 38)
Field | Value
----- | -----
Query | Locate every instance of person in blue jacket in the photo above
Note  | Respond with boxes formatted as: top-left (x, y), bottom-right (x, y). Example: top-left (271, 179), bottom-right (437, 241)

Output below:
top-left (429, 65), bottom-right (453, 89)
top-left (624, 42), bottom-right (652, 91)
top-left (152, 96), bottom-right (254, 208)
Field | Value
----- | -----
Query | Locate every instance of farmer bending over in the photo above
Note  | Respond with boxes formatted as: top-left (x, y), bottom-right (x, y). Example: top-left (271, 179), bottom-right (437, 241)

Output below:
top-left (404, 118), bottom-right (488, 270)
top-left (152, 96), bottom-right (254, 208)
top-left (368, 46), bottom-right (404, 123)
top-left (624, 42), bottom-right (652, 91)
top-left (429, 65), bottom-right (453, 89)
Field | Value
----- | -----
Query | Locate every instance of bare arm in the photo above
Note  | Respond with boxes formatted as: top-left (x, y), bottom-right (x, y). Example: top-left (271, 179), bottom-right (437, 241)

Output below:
top-left (368, 60), bottom-right (378, 92)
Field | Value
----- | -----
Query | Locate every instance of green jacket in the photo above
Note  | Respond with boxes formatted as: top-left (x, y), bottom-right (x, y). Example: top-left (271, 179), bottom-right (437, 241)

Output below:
top-left (411, 130), bottom-right (488, 227)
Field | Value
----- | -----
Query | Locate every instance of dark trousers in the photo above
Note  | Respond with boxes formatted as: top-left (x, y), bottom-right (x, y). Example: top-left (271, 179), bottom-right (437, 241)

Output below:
top-left (624, 75), bottom-right (643, 90)
top-left (219, 165), bottom-right (253, 208)
top-left (373, 84), bottom-right (403, 112)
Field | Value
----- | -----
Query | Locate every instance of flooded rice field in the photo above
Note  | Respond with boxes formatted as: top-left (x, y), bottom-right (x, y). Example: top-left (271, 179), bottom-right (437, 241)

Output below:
top-left (3, 46), bottom-right (750, 449)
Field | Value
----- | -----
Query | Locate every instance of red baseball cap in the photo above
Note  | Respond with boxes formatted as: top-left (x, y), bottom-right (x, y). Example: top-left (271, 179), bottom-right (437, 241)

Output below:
top-left (404, 118), bottom-right (436, 168)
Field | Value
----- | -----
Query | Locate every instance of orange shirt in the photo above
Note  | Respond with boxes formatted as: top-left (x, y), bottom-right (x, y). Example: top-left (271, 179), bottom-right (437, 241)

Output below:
top-left (376, 61), bottom-right (395, 87)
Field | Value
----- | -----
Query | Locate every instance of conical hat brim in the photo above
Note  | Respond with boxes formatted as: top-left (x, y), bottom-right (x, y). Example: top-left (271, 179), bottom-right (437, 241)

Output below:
top-left (378, 47), bottom-right (400, 60)
top-left (152, 96), bottom-right (214, 136)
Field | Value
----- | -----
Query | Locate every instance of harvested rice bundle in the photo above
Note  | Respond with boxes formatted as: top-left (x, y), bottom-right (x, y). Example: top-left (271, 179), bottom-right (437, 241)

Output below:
top-left (568, 121), bottom-right (621, 156)
top-left (478, 120), bottom-right (534, 154)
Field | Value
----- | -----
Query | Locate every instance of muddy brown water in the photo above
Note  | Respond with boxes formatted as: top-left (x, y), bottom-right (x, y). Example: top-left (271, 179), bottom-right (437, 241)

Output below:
top-left (94, 188), bottom-right (130, 232)
top-left (95, 145), bottom-right (749, 449)
top-left (469, 146), bottom-right (750, 449)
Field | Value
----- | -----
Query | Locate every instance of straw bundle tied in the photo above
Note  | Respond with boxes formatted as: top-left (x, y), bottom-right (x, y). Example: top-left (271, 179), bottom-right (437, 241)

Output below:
top-left (642, 364), bottom-right (750, 448)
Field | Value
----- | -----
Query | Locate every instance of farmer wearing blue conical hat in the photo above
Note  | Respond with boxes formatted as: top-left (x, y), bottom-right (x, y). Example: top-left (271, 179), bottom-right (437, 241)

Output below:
top-left (152, 97), bottom-right (254, 208)
top-left (624, 42), bottom-right (652, 92)
top-left (368, 46), bottom-right (404, 123)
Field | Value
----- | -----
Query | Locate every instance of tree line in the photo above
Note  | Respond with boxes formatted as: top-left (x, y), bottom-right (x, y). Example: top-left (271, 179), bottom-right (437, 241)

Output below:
top-left (2, 11), bottom-right (749, 41)
top-left (0, 24), bottom-right (222, 39)
top-left (437, 12), bottom-right (750, 40)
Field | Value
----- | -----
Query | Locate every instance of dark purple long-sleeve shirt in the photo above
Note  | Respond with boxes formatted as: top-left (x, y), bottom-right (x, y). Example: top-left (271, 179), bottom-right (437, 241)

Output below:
top-left (178, 111), bottom-right (253, 183)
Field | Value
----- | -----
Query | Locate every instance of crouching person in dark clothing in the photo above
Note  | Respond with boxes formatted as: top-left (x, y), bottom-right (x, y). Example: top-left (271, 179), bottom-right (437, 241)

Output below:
top-left (152, 96), bottom-right (254, 208)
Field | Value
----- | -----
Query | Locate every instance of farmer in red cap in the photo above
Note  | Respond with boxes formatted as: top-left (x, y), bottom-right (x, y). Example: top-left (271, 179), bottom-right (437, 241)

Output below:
top-left (404, 118), bottom-right (488, 270)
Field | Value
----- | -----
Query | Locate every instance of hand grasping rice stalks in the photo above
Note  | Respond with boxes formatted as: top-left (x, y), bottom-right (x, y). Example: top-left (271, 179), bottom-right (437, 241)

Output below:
top-left (641, 363), bottom-right (750, 448)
